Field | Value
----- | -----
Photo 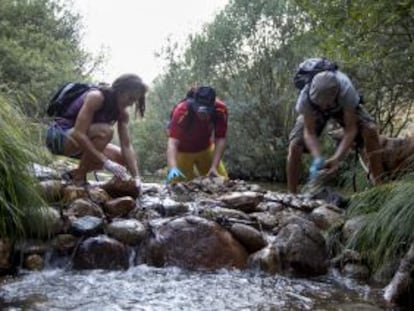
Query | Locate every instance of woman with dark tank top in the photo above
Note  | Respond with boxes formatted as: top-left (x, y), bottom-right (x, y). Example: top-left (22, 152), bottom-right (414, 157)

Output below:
top-left (46, 73), bottom-right (147, 188)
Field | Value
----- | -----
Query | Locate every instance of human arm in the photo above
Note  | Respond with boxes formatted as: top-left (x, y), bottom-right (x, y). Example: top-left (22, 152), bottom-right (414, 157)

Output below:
top-left (71, 90), bottom-right (109, 164)
top-left (208, 101), bottom-right (228, 176)
top-left (117, 109), bottom-right (139, 178)
top-left (303, 108), bottom-right (321, 158)
top-left (167, 137), bottom-right (180, 169)
top-left (166, 137), bottom-right (185, 183)
top-left (208, 137), bottom-right (226, 177)
top-left (303, 108), bottom-right (326, 178)
top-left (324, 107), bottom-right (358, 172)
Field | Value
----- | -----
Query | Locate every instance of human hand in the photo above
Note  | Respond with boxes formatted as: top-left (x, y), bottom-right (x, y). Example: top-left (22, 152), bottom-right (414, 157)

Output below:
top-left (309, 156), bottom-right (325, 179)
top-left (323, 157), bottom-right (340, 174)
top-left (103, 159), bottom-right (130, 181)
top-left (165, 167), bottom-right (186, 184)
top-left (134, 176), bottom-right (142, 189)
top-left (207, 167), bottom-right (220, 177)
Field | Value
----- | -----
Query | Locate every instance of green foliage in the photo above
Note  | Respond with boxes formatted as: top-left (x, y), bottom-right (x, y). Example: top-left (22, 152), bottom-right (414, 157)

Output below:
top-left (0, 95), bottom-right (49, 240)
top-left (346, 180), bottom-right (414, 272)
top-left (141, 0), bottom-right (325, 180)
top-left (295, 0), bottom-right (414, 136)
top-left (129, 108), bottom-right (168, 174)
top-left (0, 0), bottom-right (102, 118)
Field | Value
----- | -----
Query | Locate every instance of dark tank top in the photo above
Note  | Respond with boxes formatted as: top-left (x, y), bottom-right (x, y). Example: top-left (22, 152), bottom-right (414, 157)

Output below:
top-left (53, 88), bottom-right (119, 130)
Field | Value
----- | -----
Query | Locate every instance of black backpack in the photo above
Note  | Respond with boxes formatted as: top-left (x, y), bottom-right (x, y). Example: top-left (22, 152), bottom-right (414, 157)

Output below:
top-left (168, 86), bottom-right (217, 130)
top-left (46, 82), bottom-right (94, 117)
top-left (293, 58), bottom-right (338, 90)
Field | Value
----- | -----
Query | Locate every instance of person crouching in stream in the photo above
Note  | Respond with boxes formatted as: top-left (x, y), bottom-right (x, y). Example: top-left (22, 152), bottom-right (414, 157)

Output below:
top-left (45, 73), bottom-right (147, 190)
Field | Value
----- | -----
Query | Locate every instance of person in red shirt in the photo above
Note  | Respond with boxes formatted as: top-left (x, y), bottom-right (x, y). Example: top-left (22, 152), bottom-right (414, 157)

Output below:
top-left (166, 86), bottom-right (228, 183)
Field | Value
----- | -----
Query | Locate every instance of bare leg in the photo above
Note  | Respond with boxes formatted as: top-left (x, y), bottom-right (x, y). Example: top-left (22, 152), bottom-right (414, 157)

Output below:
top-left (63, 124), bottom-right (114, 185)
top-left (103, 143), bottom-right (124, 165)
top-left (287, 138), bottom-right (304, 193)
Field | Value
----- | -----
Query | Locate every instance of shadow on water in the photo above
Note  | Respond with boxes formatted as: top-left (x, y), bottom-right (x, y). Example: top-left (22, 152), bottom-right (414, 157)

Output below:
top-left (0, 266), bottom-right (390, 310)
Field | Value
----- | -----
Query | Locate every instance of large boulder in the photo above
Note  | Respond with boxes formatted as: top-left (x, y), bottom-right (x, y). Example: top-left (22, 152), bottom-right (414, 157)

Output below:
top-left (145, 216), bottom-right (248, 270)
top-left (73, 235), bottom-right (129, 270)
top-left (273, 216), bottom-right (329, 276)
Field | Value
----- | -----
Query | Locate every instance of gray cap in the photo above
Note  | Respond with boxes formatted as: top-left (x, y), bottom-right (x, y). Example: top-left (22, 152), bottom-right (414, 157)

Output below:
top-left (309, 71), bottom-right (339, 108)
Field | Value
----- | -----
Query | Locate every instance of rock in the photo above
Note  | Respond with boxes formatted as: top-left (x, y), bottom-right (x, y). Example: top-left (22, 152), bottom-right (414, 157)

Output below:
top-left (106, 219), bottom-right (146, 245)
top-left (38, 180), bottom-right (63, 202)
top-left (62, 185), bottom-right (89, 202)
top-left (218, 191), bottom-right (264, 213)
top-left (51, 234), bottom-right (79, 255)
top-left (141, 183), bottom-right (163, 195)
top-left (70, 216), bottom-right (104, 237)
top-left (273, 216), bottom-right (329, 276)
top-left (101, 177), bottom-right (140, 199)
top-left (157, 198), bottom-right (189, 217)
top-left (0, 239), bottom-right (13, 274)
top-left (30, 207), bottom-right (63, 238)
top-left (229, 223), bottom-right (267, 253)
top-left (307, 186), bottom-right (349, 209)
top-left (15, 240), bottom-right (48, 255)
top-left (103, 196), bottom-right (136, 218)
top-left (260, 201), bottom-right (284, 213)
top-left (342, 263), bottom-right (370, 280)
top-left (250, 212), bottom-right (279, 230)
top-left (331, 249), bottom-right (363, 268)
top-left (87, 187), bottom-right (112, 205)
top-left (248, 244), bottom-right (282, 274)
top-left (384, 243), bottom-right (414, 305)
top-left (30, 163), bottom-right (60, 181)
top-left (24, 254), bottom-right (44, 271)
top-left (342, 215), bottom-right (368, 241)
top-left (309, 204), bottom-right (344, 230)
top-left (73, 235), bottom-right (129, 270)
top-left (140, 196), bottom-right (163, 211)
top-left (145, 216), bottom-right (248, 270)
top-left (66, 198), bottom-right (104, 218)
top-left (198, 206), bottom-right (251, 221)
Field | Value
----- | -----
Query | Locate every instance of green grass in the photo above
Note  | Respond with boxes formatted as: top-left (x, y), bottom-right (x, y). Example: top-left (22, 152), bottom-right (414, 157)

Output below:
top-left (345, 178), bottom-right (414, 273)
top-left (0, 95), bottom-right (49, 240)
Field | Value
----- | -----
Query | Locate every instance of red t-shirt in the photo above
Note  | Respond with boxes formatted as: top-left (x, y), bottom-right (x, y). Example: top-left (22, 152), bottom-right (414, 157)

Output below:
top-left (168, 99), bottom-right (228, 153)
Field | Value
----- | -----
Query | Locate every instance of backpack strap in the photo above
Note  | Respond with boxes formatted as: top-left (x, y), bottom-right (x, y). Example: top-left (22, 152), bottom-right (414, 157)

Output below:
top-left (171, 98), bottom-right (217, 131)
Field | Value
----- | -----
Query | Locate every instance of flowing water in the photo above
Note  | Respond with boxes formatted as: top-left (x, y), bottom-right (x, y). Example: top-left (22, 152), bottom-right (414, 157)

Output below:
top-left (0, 178), bottom-right (391, 310)
top-left (0, 265), bottom-right (388, 310)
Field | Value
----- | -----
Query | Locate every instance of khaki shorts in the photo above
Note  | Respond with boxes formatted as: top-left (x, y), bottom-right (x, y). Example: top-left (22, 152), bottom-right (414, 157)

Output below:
top-left (289, 105), bottom-right (375, 150)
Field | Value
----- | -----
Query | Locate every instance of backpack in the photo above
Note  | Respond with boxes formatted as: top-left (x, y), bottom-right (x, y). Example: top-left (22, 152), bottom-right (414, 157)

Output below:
top-left (293, 57), bottom-right (338, 90)
top-left (168, 86), bottom-right (217, 130)
top-left (46, 82), bottom-right (94, 117)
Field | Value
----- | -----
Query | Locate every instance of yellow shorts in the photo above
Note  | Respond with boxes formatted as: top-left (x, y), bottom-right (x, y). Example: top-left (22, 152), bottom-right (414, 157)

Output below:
top-left (176, 145), bottom-right (228, 181)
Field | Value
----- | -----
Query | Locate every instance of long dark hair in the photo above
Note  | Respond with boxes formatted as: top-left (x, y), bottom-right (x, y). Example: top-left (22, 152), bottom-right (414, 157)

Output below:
top-left (96, 74), bottom-right (148, 119)
top-left (112, 73), bottom-right (148, 117)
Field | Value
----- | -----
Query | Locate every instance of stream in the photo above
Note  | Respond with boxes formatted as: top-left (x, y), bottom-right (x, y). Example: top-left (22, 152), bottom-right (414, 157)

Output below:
top-left (0, 265), bottom-right (388, 310)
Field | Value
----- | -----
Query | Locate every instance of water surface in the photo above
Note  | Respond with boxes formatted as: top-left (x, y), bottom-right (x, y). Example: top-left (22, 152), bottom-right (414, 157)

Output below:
top-left (0, 266), bottom-right (387, 310)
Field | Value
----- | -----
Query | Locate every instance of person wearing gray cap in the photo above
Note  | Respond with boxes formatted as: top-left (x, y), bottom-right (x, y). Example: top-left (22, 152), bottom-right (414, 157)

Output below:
top-left (287, 58), bottom-right (384, 193)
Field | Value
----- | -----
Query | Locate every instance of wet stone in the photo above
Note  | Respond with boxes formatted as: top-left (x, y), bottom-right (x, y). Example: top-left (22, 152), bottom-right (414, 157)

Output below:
top-left (73, 235), bottom-right (129, 270)
top-left (70, 216), bottom-right (104, 237)
top-left (106, 219), bottom-right (146, 245)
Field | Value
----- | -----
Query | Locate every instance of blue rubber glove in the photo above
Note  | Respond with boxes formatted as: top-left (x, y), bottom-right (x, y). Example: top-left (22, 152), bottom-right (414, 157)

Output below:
top-left (165, 167), bottom-right (186, 184)
top-left (309, 156), bottom-right (325, 180)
